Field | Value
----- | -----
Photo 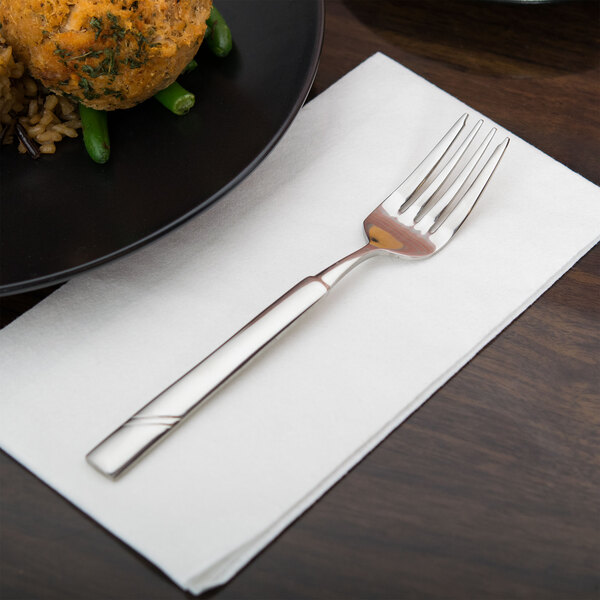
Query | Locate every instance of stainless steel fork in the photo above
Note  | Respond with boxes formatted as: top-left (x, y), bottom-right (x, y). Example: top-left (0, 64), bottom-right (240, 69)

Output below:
top-left (87, 114), bottom-right (509, 479)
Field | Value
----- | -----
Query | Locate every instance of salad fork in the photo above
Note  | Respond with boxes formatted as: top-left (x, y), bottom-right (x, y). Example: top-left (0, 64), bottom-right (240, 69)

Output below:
top-left (87, 114), bottom-right (509, 479)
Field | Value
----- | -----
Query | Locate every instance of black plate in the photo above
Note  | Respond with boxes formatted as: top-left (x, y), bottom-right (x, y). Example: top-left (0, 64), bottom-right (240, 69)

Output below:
top-left (0, 0), bottom-right (324, 295)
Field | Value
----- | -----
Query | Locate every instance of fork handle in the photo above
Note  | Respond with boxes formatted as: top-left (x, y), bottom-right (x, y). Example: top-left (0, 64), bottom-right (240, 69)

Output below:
top-left (85, 276), bottom-right (330, 478)
top-left (86, 244), bottom-right (378, 479)
top-left (86, 244), bottom-right (379, 479)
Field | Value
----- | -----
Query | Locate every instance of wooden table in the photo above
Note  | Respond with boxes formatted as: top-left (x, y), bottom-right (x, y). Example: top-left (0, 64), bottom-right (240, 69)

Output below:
top-left (2, 1), bottom-right (599, 597)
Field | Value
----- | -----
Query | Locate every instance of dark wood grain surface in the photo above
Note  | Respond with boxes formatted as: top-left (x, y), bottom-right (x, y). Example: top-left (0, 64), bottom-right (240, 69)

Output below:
top-left (1, 1), bottom-right (599, 598)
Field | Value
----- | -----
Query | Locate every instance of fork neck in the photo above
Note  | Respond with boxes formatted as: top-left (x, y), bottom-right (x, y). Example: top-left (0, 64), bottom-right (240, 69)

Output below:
top-left (316, 243), bottom-right (380, 288)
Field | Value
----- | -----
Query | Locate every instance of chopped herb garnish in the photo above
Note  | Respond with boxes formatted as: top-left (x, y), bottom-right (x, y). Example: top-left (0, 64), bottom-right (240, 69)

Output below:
top-left (53, 10), bottom-right (156, 99)
top-left (53, 44), bottom-right (73, 66)
top-left (62, 92), bottom-right (82, 103)
top-left (90, 16), bottom-right (103, 40)
top-left (103, 87), bottom-right (124, 99)
top-left (78, 77), bottom-right (100, 100)
top-left (71, 49), bottom-right (104, 61)
top-left (123, 57), bottom-right (143, 69)
top-left (53, 44), bottom-right (72, 58)
top-left (107, 12), bottom-right (126, 40)
top-left (82, 64), bottom-right (101, 78)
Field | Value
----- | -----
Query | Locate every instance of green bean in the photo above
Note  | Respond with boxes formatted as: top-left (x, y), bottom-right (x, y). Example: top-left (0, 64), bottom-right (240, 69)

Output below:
top-left (154, 81), bottom-right (195, 115)
top-left (205, 5), bottom-right (233, 58)
top-left (79, 104), bottom-right (110, 164)
top-left (181, 59), bottom-right (198, 74)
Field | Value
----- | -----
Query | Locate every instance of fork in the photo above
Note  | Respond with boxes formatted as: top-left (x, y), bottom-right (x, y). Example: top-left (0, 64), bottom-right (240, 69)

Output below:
top-left (87, 114), bottom-right (509, 479)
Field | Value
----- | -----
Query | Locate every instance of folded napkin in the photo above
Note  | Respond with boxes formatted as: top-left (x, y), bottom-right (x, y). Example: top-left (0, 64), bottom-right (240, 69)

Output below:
top-left (1, 53), bottom-right (599, 594)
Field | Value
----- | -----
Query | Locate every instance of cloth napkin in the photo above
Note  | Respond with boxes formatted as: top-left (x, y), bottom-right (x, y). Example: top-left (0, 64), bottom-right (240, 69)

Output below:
top-left (1, 53), bottom-right (599, 595)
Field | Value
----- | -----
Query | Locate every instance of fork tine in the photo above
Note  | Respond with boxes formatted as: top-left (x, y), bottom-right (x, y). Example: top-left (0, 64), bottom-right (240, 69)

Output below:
top-left (431, 137), bottom-right (510, 243)
top-left (393, 113), bottom-right (468, 204)
top-left (417, 127), bottom-right (496, 230)
top-left (402, 119), bottom-right (483, 215)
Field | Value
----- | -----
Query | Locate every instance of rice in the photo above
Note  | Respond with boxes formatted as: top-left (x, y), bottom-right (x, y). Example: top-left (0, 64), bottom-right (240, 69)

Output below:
top-left (1, 34), bottom-right (81, 157)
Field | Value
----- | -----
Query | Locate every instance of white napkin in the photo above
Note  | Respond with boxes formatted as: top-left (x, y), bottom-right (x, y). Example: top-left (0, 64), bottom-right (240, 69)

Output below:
top-left (1, 53), bottom-right (599, 595)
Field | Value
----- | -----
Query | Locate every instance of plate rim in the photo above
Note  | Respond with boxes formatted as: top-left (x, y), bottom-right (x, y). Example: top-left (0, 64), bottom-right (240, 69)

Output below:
top-left (0, 0), bottom-right (325, 296)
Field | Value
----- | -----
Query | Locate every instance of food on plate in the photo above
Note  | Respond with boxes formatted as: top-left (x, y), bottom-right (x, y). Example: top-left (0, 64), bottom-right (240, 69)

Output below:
top-left (154, 80), bottom-right (196, 116)
top-left (78, 103), bottom-right (109, 164)
top-left (1, 32), bottom-right (82, 156)
top-left (0, 1), bottom-right (232, 162)
top-left (205, 6), bottom-right (233, 58)
top-left (0, 0), bottom-right (213, 110)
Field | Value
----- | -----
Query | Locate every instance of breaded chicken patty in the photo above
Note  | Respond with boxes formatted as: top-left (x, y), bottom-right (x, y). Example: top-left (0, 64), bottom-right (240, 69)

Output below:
top-left (0, 0), bottom-right (212, 110)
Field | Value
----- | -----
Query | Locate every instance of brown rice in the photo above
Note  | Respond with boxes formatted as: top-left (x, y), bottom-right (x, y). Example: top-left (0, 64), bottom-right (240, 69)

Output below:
top-left (1, 34), bottom-right (81, 157)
